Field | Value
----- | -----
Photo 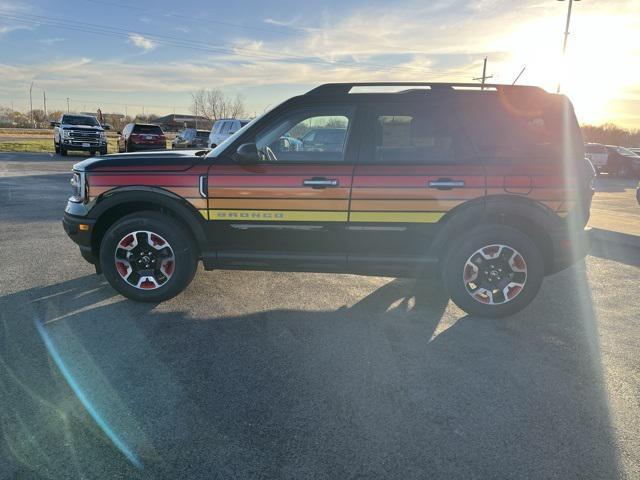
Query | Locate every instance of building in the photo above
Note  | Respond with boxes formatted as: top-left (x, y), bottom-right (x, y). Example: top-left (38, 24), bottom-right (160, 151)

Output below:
top-left (154, 114), bottom-right (212, 132)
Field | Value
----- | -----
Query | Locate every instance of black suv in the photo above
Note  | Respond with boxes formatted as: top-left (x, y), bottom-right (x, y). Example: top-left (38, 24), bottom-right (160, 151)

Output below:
top-left (63, 82), bottom-right (594, 318)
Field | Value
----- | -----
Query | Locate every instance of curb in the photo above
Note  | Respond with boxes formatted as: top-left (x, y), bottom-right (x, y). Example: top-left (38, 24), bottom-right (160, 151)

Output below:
top-left (589, 228), bottom-right (640, 249)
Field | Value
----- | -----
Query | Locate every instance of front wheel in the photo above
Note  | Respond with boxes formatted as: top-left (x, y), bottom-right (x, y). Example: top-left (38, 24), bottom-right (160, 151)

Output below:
top-left (99, 211), bottom-right (198, 302)
top-left (442, 224), bottom-right (544, 318)
top-left (60, 146), bottom-right (68, 156)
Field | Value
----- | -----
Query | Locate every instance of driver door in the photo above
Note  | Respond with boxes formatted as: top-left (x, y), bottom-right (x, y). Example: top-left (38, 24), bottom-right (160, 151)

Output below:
top-left (206, 104), bottom-right (359, 272)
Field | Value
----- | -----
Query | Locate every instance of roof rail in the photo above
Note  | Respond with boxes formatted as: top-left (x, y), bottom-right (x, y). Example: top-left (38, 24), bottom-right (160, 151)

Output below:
top-left (305, 82), bottom-right (546, 95)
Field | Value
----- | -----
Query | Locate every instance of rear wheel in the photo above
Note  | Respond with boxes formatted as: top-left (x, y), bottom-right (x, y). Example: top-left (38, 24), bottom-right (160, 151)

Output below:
top-left (442, 224), bottom-right (544, 318)
top-left (100, 146), bottom-right (108, 155)
top-left (99, 212), bottom-right (198, 302)
top-left (54, 140), bottom-right (60, 153)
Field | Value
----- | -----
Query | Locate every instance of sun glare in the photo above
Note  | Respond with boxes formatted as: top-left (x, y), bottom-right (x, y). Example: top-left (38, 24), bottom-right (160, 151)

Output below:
top-left (500, 8), bottom-right (639, 126)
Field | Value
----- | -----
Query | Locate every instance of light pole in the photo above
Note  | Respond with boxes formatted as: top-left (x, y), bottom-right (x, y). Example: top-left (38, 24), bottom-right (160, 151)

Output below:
top-left (557, 0), bottom-right (580, 93)
top-left (29, 81), bottom-right (34, 126)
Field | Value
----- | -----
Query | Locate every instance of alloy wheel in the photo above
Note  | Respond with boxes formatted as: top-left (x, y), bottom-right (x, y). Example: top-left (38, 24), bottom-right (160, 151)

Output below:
top-left (463, 244), bottom-right (527, 305)
top-left (114, 230), bottom-right (175, 290)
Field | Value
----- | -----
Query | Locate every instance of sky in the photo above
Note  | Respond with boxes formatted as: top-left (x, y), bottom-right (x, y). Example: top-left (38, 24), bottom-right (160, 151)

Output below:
top-left (0, 0), bottom-right (638, 128)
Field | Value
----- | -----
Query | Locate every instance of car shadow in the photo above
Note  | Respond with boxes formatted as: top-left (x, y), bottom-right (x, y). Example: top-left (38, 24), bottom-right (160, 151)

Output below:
top-left (0, 268), bottom-right (622, 479)
top-left (590, 234), bottom-right (640, 267)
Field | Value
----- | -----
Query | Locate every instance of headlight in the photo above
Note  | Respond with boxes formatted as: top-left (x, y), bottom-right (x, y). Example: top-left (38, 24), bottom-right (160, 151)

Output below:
top-left (62, 130), bottom-right (71, 138)
top-left (99, 131), bottom-right (106, 139)
top-left (70, 171), bottom-right (86, 202)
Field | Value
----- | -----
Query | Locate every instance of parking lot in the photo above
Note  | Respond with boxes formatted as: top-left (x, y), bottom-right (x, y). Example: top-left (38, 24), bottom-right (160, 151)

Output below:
top-left (1, 152), bottom-right (639, 479)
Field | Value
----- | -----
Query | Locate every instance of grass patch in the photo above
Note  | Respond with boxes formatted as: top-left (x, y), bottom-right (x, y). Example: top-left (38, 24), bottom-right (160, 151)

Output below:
top-left (0, 138), bottom-right (135, 154)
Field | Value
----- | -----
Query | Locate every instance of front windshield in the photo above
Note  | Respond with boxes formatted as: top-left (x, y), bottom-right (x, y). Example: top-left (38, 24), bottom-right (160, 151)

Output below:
top-left (62, 115), bottom-right (100, 126)
top-left (208, 113), bottom-right (266, 157)
top-left (616, 146), bottom-right (639, 157)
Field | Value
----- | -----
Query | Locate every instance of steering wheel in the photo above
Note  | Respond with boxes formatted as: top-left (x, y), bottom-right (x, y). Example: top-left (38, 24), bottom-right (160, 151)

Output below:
top-left (265, 145), bottom-right (278, 162)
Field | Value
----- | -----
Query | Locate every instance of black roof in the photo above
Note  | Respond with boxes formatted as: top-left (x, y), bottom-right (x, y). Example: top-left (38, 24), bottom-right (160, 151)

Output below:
top-left (306, 82), bottom-right (547, 96)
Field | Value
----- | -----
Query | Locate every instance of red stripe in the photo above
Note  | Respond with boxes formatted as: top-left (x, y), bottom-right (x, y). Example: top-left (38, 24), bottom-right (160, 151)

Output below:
top-left (210, 175), bottom-right (352, 187)
top-left (210, 165), bottom-right (354, 175)
top-left (93, 165), bottom-right (209, 174)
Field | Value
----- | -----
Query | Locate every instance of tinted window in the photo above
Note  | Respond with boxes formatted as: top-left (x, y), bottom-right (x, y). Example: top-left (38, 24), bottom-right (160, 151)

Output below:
top-left (240, 120), bottom-right (249, 127)
top-left (586, 144), bottom-right (606, 154)
top-left (196, 131), bottom-right (209, 139)
top-left (133, 124), bottom-right (163, 134)
top-left (62, 115), bottom-right (100, 126)
top-left (458, 91), bottom-right (581, 160)
top-left (255, 107), bottom-right (354, 163)
top-left (365, 103), bottom-right (469, 164)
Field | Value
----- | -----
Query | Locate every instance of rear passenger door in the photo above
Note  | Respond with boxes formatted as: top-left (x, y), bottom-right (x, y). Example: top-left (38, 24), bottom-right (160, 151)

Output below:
top-left (348, 99), bottom-right (485, 276)
top-left (207, 104), bottom-right (359, 272)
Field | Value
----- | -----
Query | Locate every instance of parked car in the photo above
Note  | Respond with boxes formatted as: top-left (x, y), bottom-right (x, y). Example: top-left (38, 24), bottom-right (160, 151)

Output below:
top-left (208, 118), bottom-right (249, 148)
top-left (117, 123), bottom-right (166, 152)
top-left (63, 82), bottom-right (594, 319)
top-left (604, 145), bottom-right (640, 178)
top-left (585, 143), bottom-right (608, 173)
top-left (172, 129), bottom-right (210, 149)
top-left (51, 114), bottom-right (109, 156)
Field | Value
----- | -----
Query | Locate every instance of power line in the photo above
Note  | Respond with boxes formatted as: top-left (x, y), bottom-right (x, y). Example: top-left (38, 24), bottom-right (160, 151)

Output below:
top-left (0, 11), bottom-right (467, 78)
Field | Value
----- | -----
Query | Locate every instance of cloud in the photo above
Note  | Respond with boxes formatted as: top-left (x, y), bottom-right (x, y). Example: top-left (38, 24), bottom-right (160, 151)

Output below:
top-left (39, 37), bottom-right (64, 45)
top-left (128, 33), bottom-right (155, 51)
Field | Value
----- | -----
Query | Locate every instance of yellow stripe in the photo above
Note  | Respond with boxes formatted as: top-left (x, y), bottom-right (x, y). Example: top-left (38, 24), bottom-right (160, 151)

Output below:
top-left (199, 209), bottom-right (209, 220)
top-left (350, 212), bottom-right (445, 223)
top-left (207, 209), bottom-right (347, 222)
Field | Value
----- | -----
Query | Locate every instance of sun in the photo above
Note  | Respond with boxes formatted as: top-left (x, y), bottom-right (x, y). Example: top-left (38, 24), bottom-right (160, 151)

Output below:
top-left (497, 6), bottom-right (640, 126)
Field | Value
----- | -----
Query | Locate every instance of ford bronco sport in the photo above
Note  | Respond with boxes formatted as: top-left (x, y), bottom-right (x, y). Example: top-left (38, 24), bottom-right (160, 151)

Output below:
top-left (63, 82), bottom-right (594, 318)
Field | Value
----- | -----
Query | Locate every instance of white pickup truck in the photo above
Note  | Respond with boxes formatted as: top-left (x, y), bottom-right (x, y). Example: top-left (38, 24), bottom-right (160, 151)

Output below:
top-left (51, 114), bottom-right (109, 156)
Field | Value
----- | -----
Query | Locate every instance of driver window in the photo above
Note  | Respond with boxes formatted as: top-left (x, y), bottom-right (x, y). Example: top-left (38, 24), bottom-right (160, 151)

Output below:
top-left (255, 107), bottom-right (354, 162)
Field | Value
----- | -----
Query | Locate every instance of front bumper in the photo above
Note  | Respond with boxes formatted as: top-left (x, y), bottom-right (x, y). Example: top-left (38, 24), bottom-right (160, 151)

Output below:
top-left (63, 209), bottom-right (97, 265)
top-left (61, 139), bottom-right (107, 151)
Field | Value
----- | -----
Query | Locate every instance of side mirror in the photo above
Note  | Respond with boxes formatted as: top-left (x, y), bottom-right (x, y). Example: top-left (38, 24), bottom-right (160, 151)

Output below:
top-left (116, 131), bottom-right (122, 135)
top-left (235, 143), bottom-right (259, 164)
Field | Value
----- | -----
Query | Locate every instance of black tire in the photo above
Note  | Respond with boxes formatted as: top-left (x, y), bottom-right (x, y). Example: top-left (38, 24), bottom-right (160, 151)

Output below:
top-left (210, 144), bottom-right (217, 149)
top-left (60, 146), bottom-right (68, 156)
top-left (90, 150), bottom-right (96, 156)
top-left (441, 224), bottom-right (544, 318)
top-left (99, 211), bottom-right (198, 302)
top-left (125, 141), bottom-right (131, 153)
top-left (54, 141), bottom-right (60, 153)
top-left (100, 146), bottom-right (108, 155)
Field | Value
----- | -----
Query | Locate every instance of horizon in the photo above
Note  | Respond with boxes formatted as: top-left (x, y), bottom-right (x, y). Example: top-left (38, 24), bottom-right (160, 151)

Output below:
top-left (0, 0), bottom-right (638, 128)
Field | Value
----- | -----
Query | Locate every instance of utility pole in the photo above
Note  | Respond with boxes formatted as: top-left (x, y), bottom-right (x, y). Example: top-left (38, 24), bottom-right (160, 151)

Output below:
top-left (29, 81), bottom-right (34, 126)
top-left (557, 0), bottom-right (581, 93)
top-left (43, 90), bottom-right (47, 117)
top-left (473, 57), bottom-right (493, 90)
top-left (66, 97), bottom-right (70, 113)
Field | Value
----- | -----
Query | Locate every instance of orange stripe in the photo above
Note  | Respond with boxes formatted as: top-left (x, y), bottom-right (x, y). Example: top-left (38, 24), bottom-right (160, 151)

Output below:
top-left (210, 187), bottom-right (350, 199)
top-left (350, 199), bottom-right (464, 212)
top-left (187, 198), bottom-right (207, 209)
top-left (352, 187), bottom-right (485, 200)
top-left (89, 185), bottom-right (202, 198)
top-left (210, 198), bottom-right (348, 211)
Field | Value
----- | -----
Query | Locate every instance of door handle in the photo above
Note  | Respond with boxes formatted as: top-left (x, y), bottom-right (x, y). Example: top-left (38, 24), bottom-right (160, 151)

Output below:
top-left (303, 177), bottom-right (339, 189)
top-left (428, 178), bottom-right (465, 190)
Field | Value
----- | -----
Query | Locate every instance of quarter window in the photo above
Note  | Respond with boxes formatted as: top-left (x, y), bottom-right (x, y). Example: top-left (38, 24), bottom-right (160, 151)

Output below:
top-left (255, 107), bottom-right (354, 162)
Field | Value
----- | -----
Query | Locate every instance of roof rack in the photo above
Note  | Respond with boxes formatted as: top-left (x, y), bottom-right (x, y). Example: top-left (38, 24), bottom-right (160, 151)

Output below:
top-left (305, 82), bottom-right (546, 95)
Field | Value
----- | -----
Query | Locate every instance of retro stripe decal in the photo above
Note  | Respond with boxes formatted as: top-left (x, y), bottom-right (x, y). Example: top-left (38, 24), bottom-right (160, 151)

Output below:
top-left (203, 210), bottom-right (348, 222)
top-left (350, 212), bottom-right (445, 223)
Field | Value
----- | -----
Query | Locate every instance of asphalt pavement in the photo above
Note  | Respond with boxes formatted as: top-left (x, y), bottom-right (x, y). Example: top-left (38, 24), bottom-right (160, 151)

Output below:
top-left (0, 152), bottom-right (639, 479)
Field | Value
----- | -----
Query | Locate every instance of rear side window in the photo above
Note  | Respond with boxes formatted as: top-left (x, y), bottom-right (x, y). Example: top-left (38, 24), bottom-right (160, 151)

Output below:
top-left (221, 122), bottom-right (231, 134)
top-left (363, 103), bottom-right (471, 164)
top-left (133, 124), bottom-right (163, 135)
top-left (457, 91), bottom-right (582, 161)
top-left (196, 131), bottom-right (209, 139)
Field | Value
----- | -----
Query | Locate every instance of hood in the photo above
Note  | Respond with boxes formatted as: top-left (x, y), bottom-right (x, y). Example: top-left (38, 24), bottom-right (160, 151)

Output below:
top-left (73, 150), bottom-right (208, 173)
top-left (61, 123), bottom-right (104, 131)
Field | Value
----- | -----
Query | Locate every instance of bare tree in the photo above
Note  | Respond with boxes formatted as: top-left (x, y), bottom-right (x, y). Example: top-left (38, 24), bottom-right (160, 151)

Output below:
top-left (190, 89), bottom-right (246, 121)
